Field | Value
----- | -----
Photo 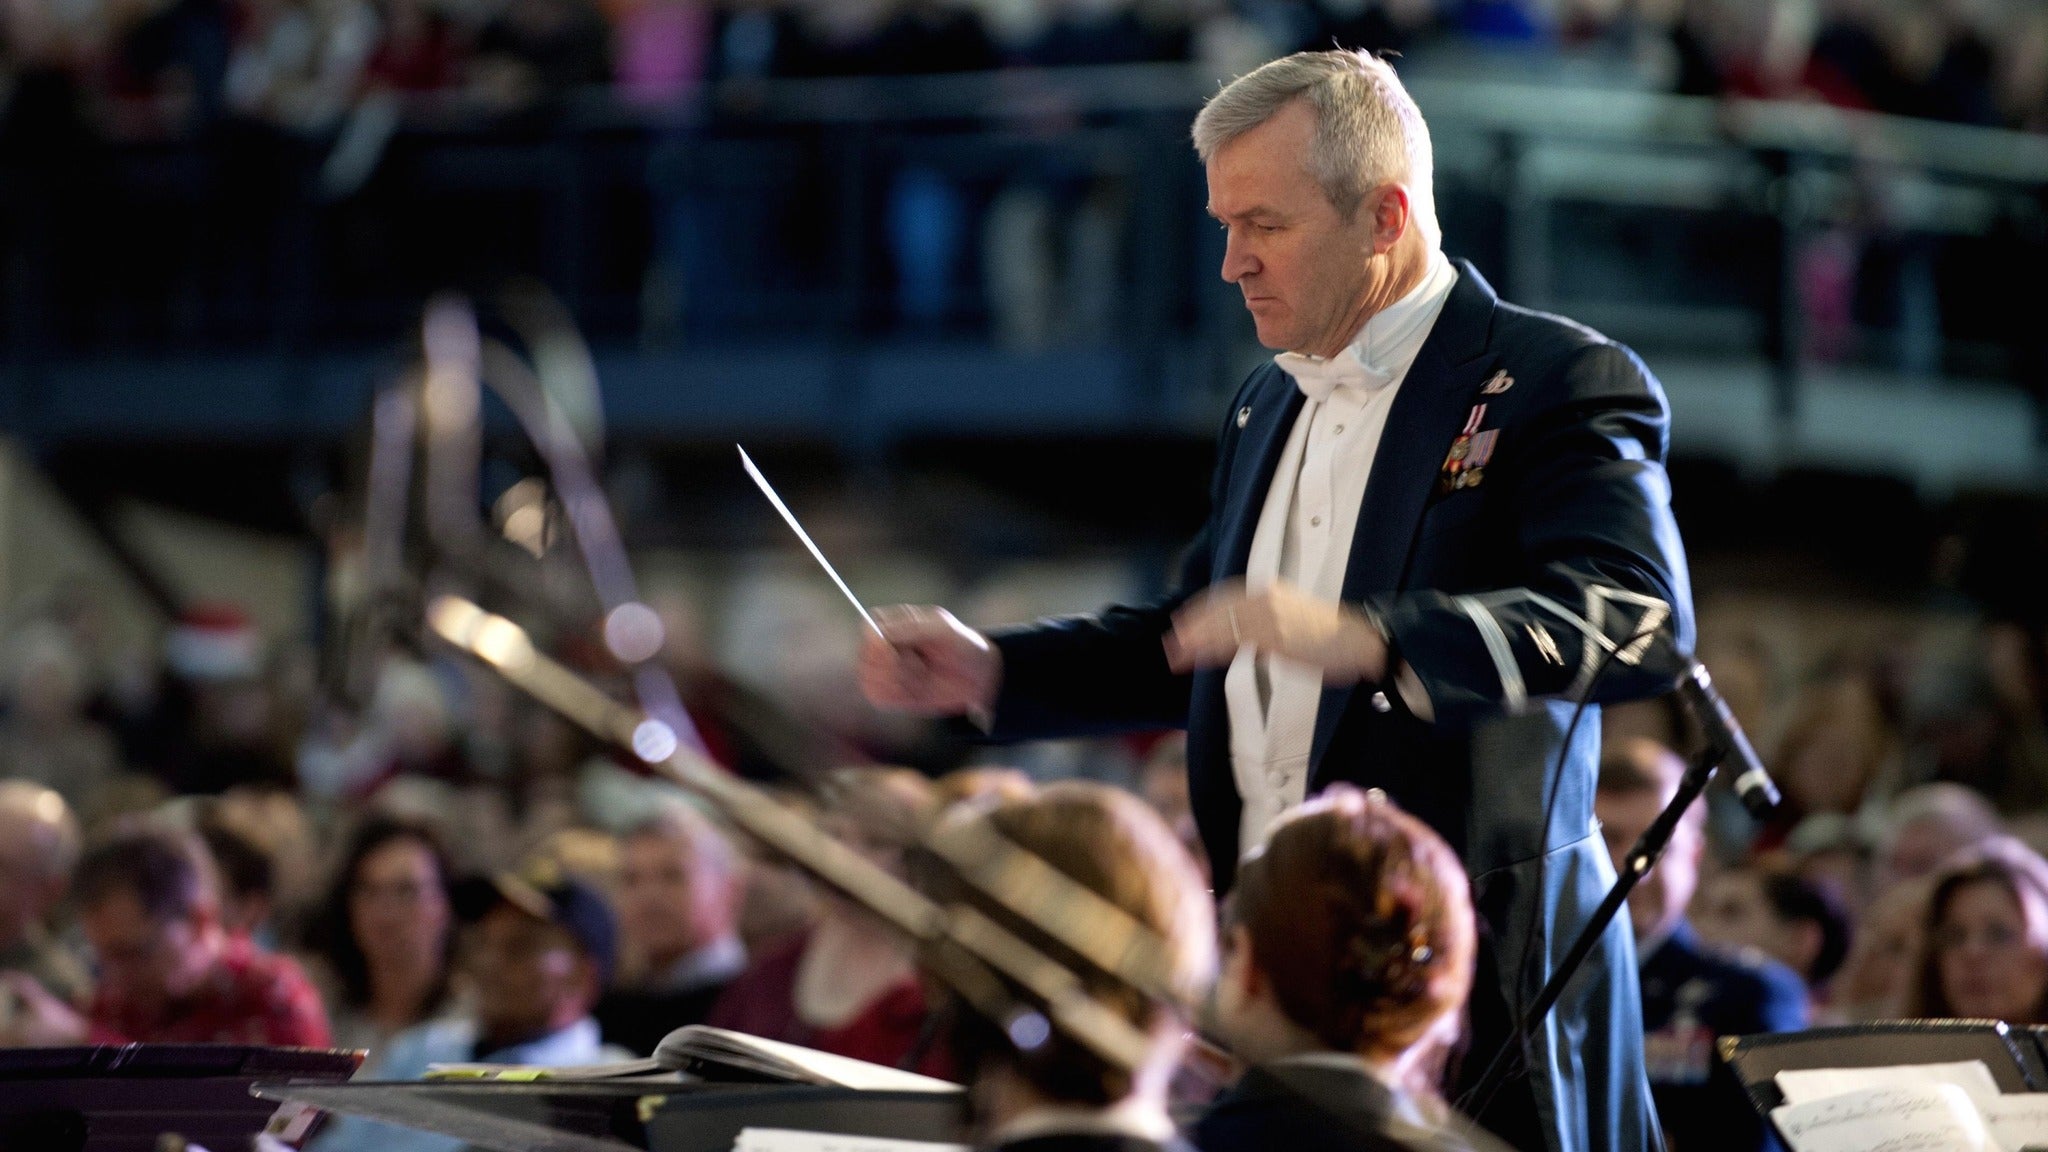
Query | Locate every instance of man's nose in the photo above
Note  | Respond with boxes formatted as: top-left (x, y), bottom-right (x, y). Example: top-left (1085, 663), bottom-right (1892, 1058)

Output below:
top-left (1221, 232), bottom-right (1256, 283)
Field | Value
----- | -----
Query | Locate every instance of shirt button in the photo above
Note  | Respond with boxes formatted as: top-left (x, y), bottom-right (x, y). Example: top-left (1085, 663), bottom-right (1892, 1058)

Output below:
top-left (1310, 515), bottom-right (1322, 527)
top-left (1333, 424), bottom-right (1345, 435)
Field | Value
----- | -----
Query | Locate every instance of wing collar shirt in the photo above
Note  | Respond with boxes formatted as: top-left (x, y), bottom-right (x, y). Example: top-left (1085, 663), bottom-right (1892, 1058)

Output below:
top-left (1227, 250), bottom-right (1458, 856)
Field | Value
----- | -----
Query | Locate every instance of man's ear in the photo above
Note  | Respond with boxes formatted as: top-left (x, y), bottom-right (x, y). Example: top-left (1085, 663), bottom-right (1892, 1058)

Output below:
top-left (1369, 184), bottom-right (1413, 254)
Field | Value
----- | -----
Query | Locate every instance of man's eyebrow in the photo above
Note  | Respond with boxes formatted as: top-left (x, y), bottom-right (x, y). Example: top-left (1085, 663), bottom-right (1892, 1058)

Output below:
top-left (1207, 205), bottom-right (1280, 222)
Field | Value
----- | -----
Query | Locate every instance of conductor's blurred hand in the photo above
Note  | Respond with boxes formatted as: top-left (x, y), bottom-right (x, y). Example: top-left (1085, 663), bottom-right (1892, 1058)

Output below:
top-left (858, 605), bottom-right (1002, 719)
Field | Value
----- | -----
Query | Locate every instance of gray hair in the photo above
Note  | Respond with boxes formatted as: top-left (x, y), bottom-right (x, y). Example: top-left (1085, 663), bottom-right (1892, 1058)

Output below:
top-left (1192, 50), bottom-right (1435, 224)
top-left (624, 802), bottom-right (737, 880)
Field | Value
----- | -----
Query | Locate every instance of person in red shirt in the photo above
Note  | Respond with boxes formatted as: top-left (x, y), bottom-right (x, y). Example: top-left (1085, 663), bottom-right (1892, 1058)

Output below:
top-left (3, 825), bottom-right (331, 1048)
top-left (707, 767), bottom-right (946, 1075)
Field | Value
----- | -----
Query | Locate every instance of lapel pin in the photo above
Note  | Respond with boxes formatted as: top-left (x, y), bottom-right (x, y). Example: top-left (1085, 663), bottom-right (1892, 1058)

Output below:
top-left (1237, 406), bottom-right (1252, 428)
top-left (1482, 371), bottom-right (1514, 395)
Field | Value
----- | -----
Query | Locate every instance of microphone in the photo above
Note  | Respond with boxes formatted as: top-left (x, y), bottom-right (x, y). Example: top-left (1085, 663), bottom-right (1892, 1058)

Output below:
top-left (1672, 660), bottom-right (1781, 819)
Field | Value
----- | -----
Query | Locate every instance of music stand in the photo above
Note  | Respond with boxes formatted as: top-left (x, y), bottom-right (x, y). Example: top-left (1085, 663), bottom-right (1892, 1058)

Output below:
top-left (253, 1079), bottom-right (969, 1152)
top-left (0, 1044), bottom-right (361, 1152)
top-left (1717, 1020), bottom-right (2040, 1118)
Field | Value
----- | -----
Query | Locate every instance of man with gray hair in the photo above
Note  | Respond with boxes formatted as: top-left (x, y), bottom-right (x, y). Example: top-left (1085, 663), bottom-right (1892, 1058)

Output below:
top-left (861, 49), bottom-right (1690, 1152)
top-left (0, 781), bottom-right (89, 1010)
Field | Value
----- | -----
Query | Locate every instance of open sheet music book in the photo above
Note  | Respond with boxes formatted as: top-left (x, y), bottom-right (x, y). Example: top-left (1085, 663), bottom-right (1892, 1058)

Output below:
top-left (424, 1028), bottom-right (960, 1092)
top-left (653, 1027), bottom-right (962, 1092)
top-left (1769, 1061), bottom-right (2048, 1152)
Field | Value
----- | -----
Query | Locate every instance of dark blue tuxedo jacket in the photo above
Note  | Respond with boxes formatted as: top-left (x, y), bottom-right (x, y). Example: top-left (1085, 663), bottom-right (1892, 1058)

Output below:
top-left (983, 260), bottom-right (1693, 1152)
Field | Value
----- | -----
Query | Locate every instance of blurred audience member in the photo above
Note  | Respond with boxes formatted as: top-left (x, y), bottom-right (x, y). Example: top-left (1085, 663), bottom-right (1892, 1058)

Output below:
top-left (1781, 811), bottom-right (1870, 918)
top-left (595, 805), bottom-right (746, 1056)
top-left (1875, 782), bottom-right (2002, 891)
top-left (709, 767), bottom-right (944, 1073)
top-left (0, 621), bottom-right (122, 815)
top-left (200, 819), bottom-right (278, 942)
top-left (1598, 738), bottom-right (1804, 1152)
top-left (1693, 865), bottom-right (1853, 1021)
top-left (135, 607), bottom-right (295, 796)
top-left (3, 826), bottom-right (330, 1046)
top-left (1200, 784), bottom-right (1507, 1152)
top-left (0, 781), bottom-right (89, 1008)
top-left (303, 817), bottom-right (461, 1055)
top-left (732, 788), bottom-right (822, 955)
top-left (1906, 836), bottom-right (2048, 1024)
top-left (1763, 669), bottom-right (1902, 850)
top-left (1835, 875), bottom-right (1935, 1022)
top-left (309, 861), bottom-right (626, 1152)
top-left (933, 779), bottom-right (1213, 1152)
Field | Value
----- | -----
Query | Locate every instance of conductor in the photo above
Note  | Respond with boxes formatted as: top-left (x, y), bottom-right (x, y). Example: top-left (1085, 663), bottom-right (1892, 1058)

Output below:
top-left (859, 50), bottom-right (1692, 1152)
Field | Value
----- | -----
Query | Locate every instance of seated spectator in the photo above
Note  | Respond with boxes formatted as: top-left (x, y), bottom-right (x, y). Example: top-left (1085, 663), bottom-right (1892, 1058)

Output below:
top-left (2, 825), bottom-right (330, 1047)
top-left (595, 805), bottom-right (747, 1056)
top-left (1759, 669), bottom-right (1902, 852)
top-left (308, 860), bottom-right (627, 1152)
top-left (1198, 785), bottom-right (1509, 1152)
top-left (1598, 739), bottom-right (1806, 1152)
top-left (1835, 875), bottom-right (1935, 1022)
top-left (930, 780), bottom-right (1213, 1152)
top-left (1905, 836), bottom-right (2048, 1024)
top-left (709, 767), bottom-right (944, 1074)
top-left (1874, 783), bottom-right (2002, 891)
top-left (302, 817), bottom-right (460, 1056)
top-left (200, 819), bottom-right (277, 943)
top-left (0, 782), bottom-right (89, 1010)
top-left (1693, 865), bottom-right (1853, 1021)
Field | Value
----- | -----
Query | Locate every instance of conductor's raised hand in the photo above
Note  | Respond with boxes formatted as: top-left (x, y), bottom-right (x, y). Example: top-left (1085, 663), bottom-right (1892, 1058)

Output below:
top-left (1165, 579), bottom-right (1388, 685)
top-left (858, 605), bottom-right (1002, 718)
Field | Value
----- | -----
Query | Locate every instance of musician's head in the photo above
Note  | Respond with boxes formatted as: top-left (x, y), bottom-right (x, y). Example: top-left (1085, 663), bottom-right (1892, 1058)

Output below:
top-left (1596, 737), bottom-right (1703, 948)
top-left (1194, 50), bottom-right (1439, 358)
top-left (74, 825), bottom-right (225, 1017)
top-left (933, 781), bottom-right (1215, 1128)
top-left (1214, 785), bottom-right (1474, 1091)
top-left (1910, 836), bottom-right (2048, 1024)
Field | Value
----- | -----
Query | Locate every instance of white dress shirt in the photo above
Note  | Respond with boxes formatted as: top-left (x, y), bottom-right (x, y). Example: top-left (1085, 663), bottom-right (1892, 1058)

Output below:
top-left (1225, 251), bottom-right (1459, 855)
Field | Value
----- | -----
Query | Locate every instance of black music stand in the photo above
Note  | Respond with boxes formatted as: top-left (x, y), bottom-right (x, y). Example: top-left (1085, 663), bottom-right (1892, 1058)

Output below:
top-left (0, 1044), bottom-right (361, 1152)
top-left (253, 1078), bottom-right (969, 1152)
top-left (1718, 1020), bottom-right (2041, 1118)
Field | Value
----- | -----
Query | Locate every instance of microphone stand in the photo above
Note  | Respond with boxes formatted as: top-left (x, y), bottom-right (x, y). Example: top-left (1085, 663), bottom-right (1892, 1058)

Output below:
top-left (1462, 694), bottom-right (1734, 1115)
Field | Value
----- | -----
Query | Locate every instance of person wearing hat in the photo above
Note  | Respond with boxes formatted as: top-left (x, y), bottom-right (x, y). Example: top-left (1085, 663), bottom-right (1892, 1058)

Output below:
top-left (307, 861), bottom-right (631, 1152)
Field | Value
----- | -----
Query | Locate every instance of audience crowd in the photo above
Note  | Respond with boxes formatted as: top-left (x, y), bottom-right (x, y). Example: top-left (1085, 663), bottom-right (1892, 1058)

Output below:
top-left (4, 565), bottom-right (2048, 1150)
top-left (1, 0), bottom-right (2043, 147)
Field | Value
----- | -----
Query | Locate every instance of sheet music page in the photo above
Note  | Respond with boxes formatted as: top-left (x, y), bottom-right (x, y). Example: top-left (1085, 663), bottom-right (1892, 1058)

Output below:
top-left (1769, 1084), bottom-right (1998, 1152)
top-left (1983, 1095), bottom-right (2048, 1151)
top-left (1777, 1061), bottom-right (2004, 1108)
top-left (731, 1127), bottom-right (969, 1152)
top-left (675, 1027), bottom-right (961, 1092)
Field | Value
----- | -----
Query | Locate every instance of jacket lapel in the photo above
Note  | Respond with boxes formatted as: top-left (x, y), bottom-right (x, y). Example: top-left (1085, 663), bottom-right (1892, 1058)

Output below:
top-left (1213, 364), bottom-right (1306, 581)
top-left (1310, 260), bottom-right (1501, 773)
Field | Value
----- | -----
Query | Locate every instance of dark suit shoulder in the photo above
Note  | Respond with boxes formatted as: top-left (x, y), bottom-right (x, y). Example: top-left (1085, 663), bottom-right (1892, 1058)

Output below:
top-left (1195, 1064), bottom-right (1496, 1152)
top-left (1643, 925), bottom-right (1810, 1036)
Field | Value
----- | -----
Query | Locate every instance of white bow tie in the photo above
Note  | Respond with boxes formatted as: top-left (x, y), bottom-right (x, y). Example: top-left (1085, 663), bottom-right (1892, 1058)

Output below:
top-left (1274, 346), bottom-right (1394, 403)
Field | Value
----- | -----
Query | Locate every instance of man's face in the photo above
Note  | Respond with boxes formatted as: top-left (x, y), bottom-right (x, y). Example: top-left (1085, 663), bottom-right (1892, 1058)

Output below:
top-left (617, 834), bottom-right (728, 965)
top-left (1206, 99), bottom-right (1387, 357)
top-left (79, 891), bottom-right (214, 1015)
top-left (1596, 787), bottom-right (1702, 946)
top-left (467, 905), bottom-right (594, 1046)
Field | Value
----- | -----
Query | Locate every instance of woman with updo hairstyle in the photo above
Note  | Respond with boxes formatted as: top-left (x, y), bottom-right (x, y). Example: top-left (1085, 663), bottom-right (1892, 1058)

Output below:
top-left (1904, 835), bottom-right (2048, 1025)
top-left (1199, 785), bottom-right (1508, 1152)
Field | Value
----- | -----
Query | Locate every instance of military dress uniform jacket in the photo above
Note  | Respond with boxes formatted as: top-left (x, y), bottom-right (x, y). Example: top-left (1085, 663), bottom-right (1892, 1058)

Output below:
top-left (1639, 920), bottom-right (1809, 1152)
top-left (981, 261), bottom-right (1695, 1152)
